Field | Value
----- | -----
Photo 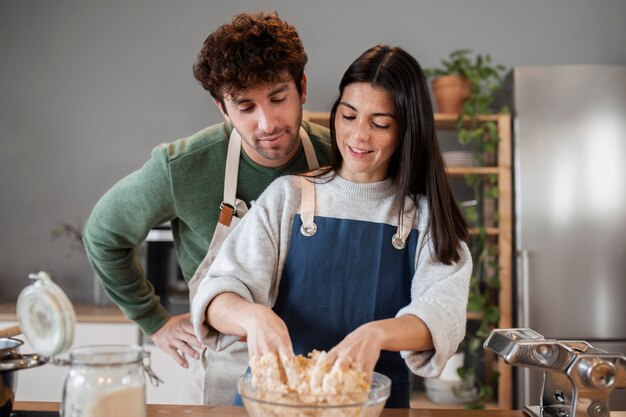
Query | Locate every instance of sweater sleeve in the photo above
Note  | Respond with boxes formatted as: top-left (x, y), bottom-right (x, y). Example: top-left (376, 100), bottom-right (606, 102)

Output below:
top-left (191, 181), bottom-right (288, 351)
top-left (82, 145), bottom-right (176, 335)
top-left (396, 229), bottom-right (472, 378)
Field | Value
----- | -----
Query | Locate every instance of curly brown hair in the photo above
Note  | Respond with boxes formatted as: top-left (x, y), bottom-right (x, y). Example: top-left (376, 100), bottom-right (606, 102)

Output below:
top-left (193, 11), bottom-right (307, 103)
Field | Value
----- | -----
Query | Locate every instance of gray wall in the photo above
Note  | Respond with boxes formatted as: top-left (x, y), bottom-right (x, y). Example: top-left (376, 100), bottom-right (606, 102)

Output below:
top-left (2, 0), bottom-right (626, 302)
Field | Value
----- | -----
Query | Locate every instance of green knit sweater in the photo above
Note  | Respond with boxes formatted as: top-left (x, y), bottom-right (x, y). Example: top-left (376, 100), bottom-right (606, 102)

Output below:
top-left (82, 121), bottom-right (332, 334)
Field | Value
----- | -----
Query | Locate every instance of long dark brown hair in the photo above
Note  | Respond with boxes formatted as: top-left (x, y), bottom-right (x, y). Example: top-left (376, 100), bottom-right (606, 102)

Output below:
top-left (323, 45), bottom-right (469, 264)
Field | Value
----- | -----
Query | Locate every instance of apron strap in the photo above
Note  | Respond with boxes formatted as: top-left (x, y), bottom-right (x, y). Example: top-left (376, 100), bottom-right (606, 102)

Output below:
top-left (299, 176), bottom-right (317, 236)
top-left (392, 199), bottom-right (417, 250)
top-left (219, 126), bottom-right (320, 227)
top-left (219, 128), bottom-right (243, 226)
top-left (300, 177), bottom-right (416, 248)
top-left (300, 127), bottom-right (319, 170)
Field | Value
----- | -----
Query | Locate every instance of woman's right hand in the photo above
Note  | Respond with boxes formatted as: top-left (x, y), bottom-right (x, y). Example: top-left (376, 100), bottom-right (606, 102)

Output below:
top-left (241, 304), bottom-right (294, 359)
top-left (206, 292), bottom-right (293, 359)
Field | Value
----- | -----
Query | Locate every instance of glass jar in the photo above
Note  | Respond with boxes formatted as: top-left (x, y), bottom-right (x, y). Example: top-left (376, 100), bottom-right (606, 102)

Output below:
top-left (61, 345), bottom-right (159, 417)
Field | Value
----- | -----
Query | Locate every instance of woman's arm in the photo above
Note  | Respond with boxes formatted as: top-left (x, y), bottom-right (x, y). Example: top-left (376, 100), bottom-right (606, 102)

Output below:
top-left (327, 315), bottom-right (433, 376)
top-left (191, 177), bottom-right (300, 356)
top-left (397, 238), bottom-right (472, 377)
top-left (207, 292), bottom-right (293, 358)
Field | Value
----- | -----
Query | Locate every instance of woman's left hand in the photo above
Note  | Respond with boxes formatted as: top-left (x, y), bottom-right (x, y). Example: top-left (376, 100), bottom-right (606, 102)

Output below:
top-left (327, 322), bottom-right (383, 377)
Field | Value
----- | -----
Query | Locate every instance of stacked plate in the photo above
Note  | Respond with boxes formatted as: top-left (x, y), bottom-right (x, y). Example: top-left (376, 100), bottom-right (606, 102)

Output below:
top-left (443, 151), bottom-right (475, 167)
top-left (424, 377), bottom-right (477, 404)
top-left (424, 353), bottom-right (477, 405)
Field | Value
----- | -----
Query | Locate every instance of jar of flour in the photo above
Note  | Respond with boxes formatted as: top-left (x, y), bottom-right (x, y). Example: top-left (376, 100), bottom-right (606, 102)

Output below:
top-left (15, 271), bottom-right (161, 417)
top-left (61, 345), bottom-right (161, 417)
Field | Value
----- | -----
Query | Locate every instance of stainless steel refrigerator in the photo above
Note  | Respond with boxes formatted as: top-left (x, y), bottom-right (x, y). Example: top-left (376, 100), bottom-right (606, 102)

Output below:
top-left (502, 66), bottom-right (626, 410)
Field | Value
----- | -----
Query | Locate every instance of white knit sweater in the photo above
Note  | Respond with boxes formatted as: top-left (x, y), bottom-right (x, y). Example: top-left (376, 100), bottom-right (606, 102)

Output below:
top-left (192, 172), bottom-right (472, 378)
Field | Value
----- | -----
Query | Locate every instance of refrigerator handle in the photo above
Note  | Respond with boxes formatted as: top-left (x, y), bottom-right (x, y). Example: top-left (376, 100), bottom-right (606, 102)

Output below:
top-left (517, 249), bottom-right (530, 328)
top-left (517, 249), bottom-right (531, 407)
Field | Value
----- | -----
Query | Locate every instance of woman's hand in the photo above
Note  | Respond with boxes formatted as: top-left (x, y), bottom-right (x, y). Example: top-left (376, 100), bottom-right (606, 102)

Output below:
top-left (327, 322), bottom-right (384, 377)
top-left (206, 292), bottom-right (294, 359)
top-left (327, 315), bottom-right (434, 377)
top-left (242, 304), bottom-right (294, 359)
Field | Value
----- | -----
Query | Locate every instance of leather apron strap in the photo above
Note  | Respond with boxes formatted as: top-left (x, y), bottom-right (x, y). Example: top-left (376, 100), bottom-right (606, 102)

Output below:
top-left (218, 128), bottom-right (243, 226)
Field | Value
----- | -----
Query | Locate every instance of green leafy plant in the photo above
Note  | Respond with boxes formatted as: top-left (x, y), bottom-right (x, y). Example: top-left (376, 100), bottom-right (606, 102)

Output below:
top-left (427, 49), bottom-right (507, 164)
top-left (427, 50), bottom-right (508, 409)
top-left (50, 219), bottom-right (85, 258)
top-left (424, 49), bottom-right (478, 78)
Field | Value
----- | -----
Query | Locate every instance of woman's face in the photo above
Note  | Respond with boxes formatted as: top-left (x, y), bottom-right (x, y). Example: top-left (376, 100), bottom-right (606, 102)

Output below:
top-left (335, 82), bottom-right (398, 183)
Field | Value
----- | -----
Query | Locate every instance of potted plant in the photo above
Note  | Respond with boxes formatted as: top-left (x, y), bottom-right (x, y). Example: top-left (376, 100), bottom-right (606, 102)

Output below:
top-left (425, 49), bottom-right (506, 115)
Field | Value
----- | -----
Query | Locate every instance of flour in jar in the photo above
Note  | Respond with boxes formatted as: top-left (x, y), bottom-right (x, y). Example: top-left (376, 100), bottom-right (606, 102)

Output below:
top-left (84, 386), bottom-right (146, 417)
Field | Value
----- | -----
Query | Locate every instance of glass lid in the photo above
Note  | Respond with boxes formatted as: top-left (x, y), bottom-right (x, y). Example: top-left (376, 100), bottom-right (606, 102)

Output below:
top-left (16, 271), bottom-right (76, 357)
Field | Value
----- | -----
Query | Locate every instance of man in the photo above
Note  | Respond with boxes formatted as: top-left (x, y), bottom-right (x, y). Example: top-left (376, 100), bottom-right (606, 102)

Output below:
top-left (82, 11), bottom-right (332, 404)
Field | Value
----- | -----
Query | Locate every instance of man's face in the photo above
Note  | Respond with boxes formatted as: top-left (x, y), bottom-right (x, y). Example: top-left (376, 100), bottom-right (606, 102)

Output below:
top-left (217, 72), bottom-right (307, 168)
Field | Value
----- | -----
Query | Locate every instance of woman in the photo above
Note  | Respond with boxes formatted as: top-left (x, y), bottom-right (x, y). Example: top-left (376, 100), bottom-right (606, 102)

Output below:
top-left (191, 45), bottom-right (472, 408)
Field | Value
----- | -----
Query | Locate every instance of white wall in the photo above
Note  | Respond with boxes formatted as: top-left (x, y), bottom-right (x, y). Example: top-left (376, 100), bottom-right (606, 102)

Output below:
top-left (2, 0), bottom-right (626, 302)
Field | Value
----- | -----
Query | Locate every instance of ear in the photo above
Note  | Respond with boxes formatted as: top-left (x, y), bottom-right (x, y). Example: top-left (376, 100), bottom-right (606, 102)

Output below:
top-left (300, 73), bottom-right (308, 105)
top-left (214, 98), bottom-right (231, 122)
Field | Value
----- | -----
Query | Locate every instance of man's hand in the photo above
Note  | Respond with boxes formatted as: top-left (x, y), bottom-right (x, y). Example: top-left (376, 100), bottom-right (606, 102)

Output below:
top-left (150, 313), bottom-right (205, 368)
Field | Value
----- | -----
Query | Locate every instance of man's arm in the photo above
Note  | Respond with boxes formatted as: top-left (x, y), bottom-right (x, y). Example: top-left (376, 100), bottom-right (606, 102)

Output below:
top-left (83, 146), bottom-right (203, 367)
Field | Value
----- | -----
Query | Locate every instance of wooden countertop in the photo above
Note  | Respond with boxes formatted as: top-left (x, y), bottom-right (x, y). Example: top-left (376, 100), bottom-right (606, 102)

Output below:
top-left (0, 303), bottom-right (130, 323)
top-left (14, 402), bottom-right (626, 417)
top-left (9, 402), bottom-right (523, 416)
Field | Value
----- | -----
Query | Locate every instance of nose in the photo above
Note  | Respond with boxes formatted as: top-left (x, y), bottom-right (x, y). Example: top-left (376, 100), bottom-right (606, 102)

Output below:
top-left (257, 105), bottom-right (280, 134)
top-left (352, 118), bottom-right (370, 142)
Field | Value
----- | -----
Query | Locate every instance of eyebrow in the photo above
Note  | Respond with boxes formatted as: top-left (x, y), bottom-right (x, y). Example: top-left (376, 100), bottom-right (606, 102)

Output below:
top-left (232, 83), bottom-right (290, 106)
top-left (339, 101), bottom-right (396, 119)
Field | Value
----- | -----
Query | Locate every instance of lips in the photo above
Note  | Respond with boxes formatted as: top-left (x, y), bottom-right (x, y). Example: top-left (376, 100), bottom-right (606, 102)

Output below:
top-left (347, 144), bottom-right (373, 157)
top-left (257, 131), bottom-right (286, 146)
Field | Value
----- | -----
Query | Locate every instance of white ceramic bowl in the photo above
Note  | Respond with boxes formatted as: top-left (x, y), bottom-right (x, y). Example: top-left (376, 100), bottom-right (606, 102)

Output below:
top-left (238, 371), bottom-right (391, 417)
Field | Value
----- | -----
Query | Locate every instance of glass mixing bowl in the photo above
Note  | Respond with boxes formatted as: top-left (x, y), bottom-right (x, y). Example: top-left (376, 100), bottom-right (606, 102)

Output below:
top-left (238, 370), bottom-right (391, 417)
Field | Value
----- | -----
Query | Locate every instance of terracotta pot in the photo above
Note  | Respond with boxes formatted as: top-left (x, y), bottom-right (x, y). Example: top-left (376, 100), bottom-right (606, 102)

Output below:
top-left (431, 75), bottom-right (471, 114)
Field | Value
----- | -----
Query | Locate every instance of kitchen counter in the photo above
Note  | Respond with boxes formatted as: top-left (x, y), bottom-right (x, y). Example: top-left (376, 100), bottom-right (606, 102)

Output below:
top-left (0, 303), bottom-right (129, 323)
top-left (13, 402), bottom-right (626, 417)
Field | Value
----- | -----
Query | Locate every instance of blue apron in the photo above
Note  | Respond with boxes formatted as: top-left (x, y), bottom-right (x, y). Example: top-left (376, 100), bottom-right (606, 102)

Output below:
top-left (272, 210), bottom-right (418, 408)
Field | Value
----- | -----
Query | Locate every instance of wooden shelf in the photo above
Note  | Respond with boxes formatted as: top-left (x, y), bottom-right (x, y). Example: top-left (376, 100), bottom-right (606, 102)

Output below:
top-left (446, 166), bottom-right (501, 175)
top-left (434, 113), bottom-right (502, 130)
top-left (467, 311), bottom-right (484, 320)
top-left (469, 227), bottom-right (499, 236)
top-left (410, 391), bottom-right (499, 410)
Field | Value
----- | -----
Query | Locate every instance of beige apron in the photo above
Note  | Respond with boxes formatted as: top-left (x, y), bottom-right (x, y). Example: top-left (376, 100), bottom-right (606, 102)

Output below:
top-left (183, 127), bottom-right (319, 405)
